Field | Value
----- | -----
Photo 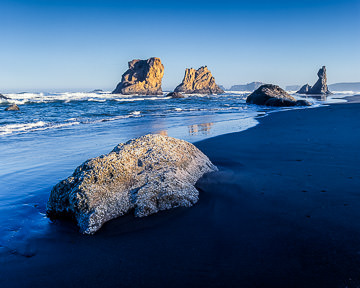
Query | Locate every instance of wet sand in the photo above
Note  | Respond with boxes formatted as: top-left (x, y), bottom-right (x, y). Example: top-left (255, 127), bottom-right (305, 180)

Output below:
top-left (1, 101), bottom-right (360, 288)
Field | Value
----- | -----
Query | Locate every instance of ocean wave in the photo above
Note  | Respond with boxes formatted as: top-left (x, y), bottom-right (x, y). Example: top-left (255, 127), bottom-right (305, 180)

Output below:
top-left (0, 121), bottom-right (47, 135)
top-left (113, 96), bottom-right (170, 102)
top-left (0, 121), bottom-right (80, 136)
top-left (0, 91), bottom-right (252, 105)
top-left (331, 91), bottom-right (358, 95)
top-left (0, 108), bottom-right (146, 136)
top-left (1, 92), bottom-right (174, 105)
top-left (88, 98), bottom-right (107, 102)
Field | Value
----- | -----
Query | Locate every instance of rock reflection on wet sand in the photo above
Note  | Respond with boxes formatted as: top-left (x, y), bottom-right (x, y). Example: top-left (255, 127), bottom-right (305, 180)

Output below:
top-left (188, 123), bottom-right (213, 135)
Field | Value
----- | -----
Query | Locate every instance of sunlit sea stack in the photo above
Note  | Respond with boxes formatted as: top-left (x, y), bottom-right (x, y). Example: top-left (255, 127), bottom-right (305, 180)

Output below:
top-left (112, 57), bottom-right (164, 95)
top-left (174, 66), bottom-right (224, 95)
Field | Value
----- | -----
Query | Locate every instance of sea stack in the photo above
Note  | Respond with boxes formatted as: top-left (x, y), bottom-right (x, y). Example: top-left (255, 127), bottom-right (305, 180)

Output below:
top-left (174, 66), bottom-right (224, 95)
top-left (246, 84), bottom-right (312, 107)
top-left (297, 66), bottom-right (331, 95)
top-left (112, 57), bottom-right (164, 95)
top-left (47, 134), bottom-right (218, 234)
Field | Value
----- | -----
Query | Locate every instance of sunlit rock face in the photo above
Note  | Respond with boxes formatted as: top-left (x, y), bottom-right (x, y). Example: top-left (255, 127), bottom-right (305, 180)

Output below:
top-left (297, 66), bottom-right (331, 95)
top-left (112, 57), bottom-right (164, 95)
top-left (246, 84), bottom-right (312, 107)
top-left (174, 66), bottom-right (224, 95)
top-left (47, 134), bottom-right (217, 234)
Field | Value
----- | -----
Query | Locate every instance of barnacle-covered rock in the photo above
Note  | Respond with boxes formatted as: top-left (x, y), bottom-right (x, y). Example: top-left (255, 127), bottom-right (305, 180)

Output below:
top-left (47, 134), bottom-right (217, 234)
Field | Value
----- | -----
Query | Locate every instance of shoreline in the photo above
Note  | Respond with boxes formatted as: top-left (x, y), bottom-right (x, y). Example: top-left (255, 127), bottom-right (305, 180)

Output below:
top-left (1, 98), bottom-right (360, 287)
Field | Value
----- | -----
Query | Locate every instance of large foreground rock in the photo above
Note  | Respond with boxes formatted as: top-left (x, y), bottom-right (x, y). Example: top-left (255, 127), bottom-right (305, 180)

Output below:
top-left (297, 66), bottom-right (331, 94)
top-left (174, 66), bottom-right (224, 94)
top-left (112, 57), bottom-right (164, 95)
top-left (47, 134), bottom-right (217, 234)
top-left (246, 84), bottom-right (312, 107)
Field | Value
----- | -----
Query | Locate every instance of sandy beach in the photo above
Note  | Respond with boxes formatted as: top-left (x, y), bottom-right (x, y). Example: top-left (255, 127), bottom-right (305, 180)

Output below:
top-left (1, 99), bottom-right (360, 288)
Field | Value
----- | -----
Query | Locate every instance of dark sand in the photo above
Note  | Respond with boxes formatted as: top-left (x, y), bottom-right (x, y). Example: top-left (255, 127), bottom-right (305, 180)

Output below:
top-left (1, 101), bottom-right (360, 288)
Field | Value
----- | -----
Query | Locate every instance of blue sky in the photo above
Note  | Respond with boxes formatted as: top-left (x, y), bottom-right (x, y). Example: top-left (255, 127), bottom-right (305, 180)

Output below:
top-left (0, 0), bottom-right (359, 92)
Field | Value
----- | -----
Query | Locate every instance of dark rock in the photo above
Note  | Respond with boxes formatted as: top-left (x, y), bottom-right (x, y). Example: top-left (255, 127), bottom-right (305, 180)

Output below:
top-left (297, 66), bottom-right (331, 94)
top-left (295, 99), bottom-right (312, 106)
top-left (47, 134), bottom-right (218, 234)
top-left (5, 104), bottom-right (20, 111)
top-left (89, 89), bottom-right (103, 93)
top-left (0, 94), bottom-right (9, 100)
top-left (264, 98), bottom-right (297, 107)
top-left (174, 66), bottom-right (224, 95)
top-left (230, 82), bottom-right (265, 92)
top-left (246, 84), bottom-right (312, 107)
top-left (112, 57), bottom-right (164, 95)
top-left (297, 84), bottom-right (312, 94)
top-left (167, 92), bottom-right (185, 99)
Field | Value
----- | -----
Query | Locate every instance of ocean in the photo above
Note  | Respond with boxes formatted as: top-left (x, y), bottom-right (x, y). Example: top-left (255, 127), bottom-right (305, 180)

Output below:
top-left (0, 90), bottom-right (352, 255)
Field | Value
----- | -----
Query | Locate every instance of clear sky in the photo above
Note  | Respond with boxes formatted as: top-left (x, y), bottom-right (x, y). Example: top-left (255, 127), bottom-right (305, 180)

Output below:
top-left (1, 0), bottom-right (359, 92)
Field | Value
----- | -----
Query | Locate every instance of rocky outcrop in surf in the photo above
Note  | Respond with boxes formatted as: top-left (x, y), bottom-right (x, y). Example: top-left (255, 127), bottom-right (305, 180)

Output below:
top-left (246, 84), bottom-right (312, 107)
top-left (112, 57), bottom-right (164, 95)
top-left (167, 92), bottom-right (185, 99)
top-left (5, 104), bottom-right (20, 111)
top-left (174, 66), bottom-right (224, 95)
top-left (47, 134), bottom-right (218, 234)
top-left (297, 84), bottom-right (311, 94)
top-left (297, 66), bottom-right (331, 95)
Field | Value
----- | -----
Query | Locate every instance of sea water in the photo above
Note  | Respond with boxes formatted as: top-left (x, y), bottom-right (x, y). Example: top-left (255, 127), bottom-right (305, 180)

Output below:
top-left (0, 90), bottom-right (353, 255)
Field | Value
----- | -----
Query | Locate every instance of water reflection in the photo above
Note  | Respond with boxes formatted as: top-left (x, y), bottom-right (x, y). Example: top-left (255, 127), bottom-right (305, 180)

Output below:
top-left (188, 123), bottom-right (213, 136)
top-left (302, 94), bottom-right (328, 101)
top-left (154, 130), bottom-right (168, 136)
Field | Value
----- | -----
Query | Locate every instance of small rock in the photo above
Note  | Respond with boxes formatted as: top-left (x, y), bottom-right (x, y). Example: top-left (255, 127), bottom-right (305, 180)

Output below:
top-left (89, 89), bottom-right (103, 93)
top-left (5, 104), bottom-right (20, 111)
top-left (295, 99), bottom-right (312, 106)
top-left (167, 92), bottom-right (185, 99)
top-left (297, 84), bottom-right (312, 94)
